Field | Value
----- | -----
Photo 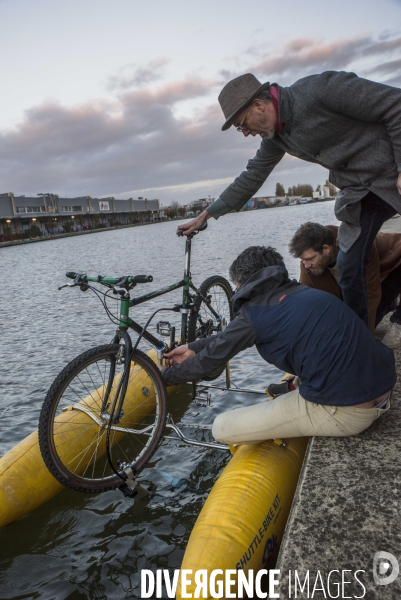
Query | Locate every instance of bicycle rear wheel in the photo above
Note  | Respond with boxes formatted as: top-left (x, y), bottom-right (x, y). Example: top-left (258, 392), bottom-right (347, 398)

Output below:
top-left (188, 275), bottom-right (234, 342)
top-left (39, 345), bottom-right (167, 493)
top-left (187, 276), bottom-right (234, 380)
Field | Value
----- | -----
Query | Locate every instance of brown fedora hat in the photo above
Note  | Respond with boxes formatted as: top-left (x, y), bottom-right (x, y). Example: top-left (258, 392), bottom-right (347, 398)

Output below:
top-left (218, 73), bottom-right (271, 131)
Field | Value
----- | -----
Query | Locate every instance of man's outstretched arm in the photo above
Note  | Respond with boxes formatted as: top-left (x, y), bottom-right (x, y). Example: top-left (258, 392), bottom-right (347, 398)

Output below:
top-left (161, 312), bottom-right (256, 386)
top-left (177, 142), bottom-right (285, 236)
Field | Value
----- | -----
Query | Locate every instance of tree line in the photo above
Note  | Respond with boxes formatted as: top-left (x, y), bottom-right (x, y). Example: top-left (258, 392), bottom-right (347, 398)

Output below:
top-left (275, 180), bottom-right (337, 197)
top-left (165, 179), bottom-right (338, 217)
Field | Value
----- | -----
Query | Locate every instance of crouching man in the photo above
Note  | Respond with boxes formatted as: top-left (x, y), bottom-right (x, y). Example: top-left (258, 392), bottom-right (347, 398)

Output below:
top-left (289, 222), bottom-right (401, 346)
top-left (161, 246), bottom-right (395, 445)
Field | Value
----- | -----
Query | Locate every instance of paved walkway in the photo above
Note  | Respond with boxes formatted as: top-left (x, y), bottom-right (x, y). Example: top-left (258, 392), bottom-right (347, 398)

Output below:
top-left (275, 216), bottom-right (401, 599)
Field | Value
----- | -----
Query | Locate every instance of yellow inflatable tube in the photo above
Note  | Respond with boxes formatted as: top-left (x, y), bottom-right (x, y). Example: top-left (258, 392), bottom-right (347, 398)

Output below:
top-left (176, 436), bottom-right (308, 599)
top-left (0, 350), bottom-right (176, 528)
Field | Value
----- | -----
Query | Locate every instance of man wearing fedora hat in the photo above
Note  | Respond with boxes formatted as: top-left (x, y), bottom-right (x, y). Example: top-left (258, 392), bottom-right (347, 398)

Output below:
top-left (178, 70), bottom-right (401, 330)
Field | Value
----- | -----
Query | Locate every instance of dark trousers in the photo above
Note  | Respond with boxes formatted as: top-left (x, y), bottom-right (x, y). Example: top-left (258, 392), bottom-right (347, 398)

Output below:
top-left (337, 192), bottom-right (396, 327)
top-left (376, 264), bottom-right (401, 326)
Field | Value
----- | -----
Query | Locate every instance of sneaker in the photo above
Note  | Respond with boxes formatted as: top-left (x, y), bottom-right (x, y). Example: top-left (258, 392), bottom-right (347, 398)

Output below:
top-left (266, 381), bottom-right (292, 399)
top-left (382, 322), bottom-right (401, 349)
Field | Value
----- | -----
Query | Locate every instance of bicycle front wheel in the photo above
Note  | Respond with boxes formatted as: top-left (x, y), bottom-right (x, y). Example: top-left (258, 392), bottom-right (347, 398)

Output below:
top-left (39, 345), bottom-right (167, 493)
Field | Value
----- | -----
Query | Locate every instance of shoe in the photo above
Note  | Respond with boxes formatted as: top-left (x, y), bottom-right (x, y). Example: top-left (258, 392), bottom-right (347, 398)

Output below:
top-left (382, 322), bottom-right (401, 349)
top-left (266, 381), bottom-right (292, 399)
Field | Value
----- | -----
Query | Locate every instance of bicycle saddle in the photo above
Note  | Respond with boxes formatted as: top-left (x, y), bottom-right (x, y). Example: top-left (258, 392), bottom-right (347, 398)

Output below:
top-left (176, 221), bottom-right (208, 237)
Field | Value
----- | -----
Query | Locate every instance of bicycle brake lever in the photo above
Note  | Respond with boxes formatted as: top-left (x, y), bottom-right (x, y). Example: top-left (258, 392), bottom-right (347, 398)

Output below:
top-left (58, 283), bottom-right (78, 291)
top-left (112, 285), bottom-right (130, 298)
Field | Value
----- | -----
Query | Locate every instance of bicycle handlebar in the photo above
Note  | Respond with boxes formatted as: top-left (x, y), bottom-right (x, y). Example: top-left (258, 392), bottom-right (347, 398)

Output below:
top-left (65, 272), bottom-right (153, 285)
top-left (131, 275), bottom-right (153, 283)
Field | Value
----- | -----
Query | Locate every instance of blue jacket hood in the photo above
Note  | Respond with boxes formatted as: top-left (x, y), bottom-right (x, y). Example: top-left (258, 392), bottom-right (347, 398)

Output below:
top-left (232, 265), bottom-right (290, 311)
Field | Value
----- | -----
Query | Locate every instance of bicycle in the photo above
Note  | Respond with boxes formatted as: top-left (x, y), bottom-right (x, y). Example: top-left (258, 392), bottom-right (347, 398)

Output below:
top-left (38, 223), bottom-right (235, 496)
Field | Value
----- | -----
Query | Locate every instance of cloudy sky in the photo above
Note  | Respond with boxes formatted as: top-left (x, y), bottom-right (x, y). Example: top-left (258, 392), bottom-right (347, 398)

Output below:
top-left (1, 0), bottom-right (401, 205)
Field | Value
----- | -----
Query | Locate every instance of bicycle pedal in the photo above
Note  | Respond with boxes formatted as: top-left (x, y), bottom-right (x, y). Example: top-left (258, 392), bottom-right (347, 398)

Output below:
top-left (193, 390), bottom-right (211, 407)
top-left (157, 321), bottom-right (171, 336)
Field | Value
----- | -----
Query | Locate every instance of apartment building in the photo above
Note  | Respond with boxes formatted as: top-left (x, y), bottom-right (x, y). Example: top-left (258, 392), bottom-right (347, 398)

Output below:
top-left (0, 193), bottom-right (162, 241)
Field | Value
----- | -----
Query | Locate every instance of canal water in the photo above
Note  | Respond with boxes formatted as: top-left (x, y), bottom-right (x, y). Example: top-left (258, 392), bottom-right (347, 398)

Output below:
top-left (0, 201), bottom-right (336, 599)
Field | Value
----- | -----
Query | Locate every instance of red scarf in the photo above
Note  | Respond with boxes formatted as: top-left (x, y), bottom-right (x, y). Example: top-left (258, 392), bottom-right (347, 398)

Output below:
top-left (270, 85), bottom-right (284, 133)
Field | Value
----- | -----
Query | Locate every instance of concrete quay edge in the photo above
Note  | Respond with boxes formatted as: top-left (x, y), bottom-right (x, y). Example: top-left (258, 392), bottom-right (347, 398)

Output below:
top-left (275, 215), bottom-right (401, 600)
top-left (275, 361), bottom-right (401, 599)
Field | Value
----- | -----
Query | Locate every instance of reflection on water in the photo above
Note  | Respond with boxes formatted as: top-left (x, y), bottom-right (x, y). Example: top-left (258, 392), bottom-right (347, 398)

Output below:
top-left (0, 201), bottom-right (336, 598)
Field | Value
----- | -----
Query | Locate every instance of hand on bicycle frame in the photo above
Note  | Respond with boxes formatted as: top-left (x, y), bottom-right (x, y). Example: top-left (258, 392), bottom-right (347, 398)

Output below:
top-left (163, 344), bottom-right (195, 367)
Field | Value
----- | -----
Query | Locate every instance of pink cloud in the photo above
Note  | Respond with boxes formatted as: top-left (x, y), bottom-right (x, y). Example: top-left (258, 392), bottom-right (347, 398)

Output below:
top-left (1, 32), bottom-right (400, 201)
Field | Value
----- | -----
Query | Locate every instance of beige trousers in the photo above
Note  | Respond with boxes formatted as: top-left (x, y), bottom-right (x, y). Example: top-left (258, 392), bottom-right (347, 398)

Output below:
top-left (212, 389), bottom-right (390, 445)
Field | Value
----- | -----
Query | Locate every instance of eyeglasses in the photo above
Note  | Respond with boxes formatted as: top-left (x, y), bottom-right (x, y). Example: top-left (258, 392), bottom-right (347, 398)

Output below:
top-left (236, 106), bottom-right (251, 132)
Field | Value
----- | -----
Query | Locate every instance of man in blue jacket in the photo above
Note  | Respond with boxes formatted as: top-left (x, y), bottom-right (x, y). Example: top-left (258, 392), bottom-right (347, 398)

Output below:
top-left (162, 246), bottom-right (395, 444)
top-left (178, 71), bottom-right (401, 331)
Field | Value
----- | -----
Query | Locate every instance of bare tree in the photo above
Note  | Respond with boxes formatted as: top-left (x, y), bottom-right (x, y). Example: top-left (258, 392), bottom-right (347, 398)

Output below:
top-left (170, 201), bottom-right (181, 218)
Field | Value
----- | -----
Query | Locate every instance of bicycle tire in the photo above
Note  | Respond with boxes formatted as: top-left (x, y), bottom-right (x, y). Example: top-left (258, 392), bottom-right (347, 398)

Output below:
top-left (188, 276), bottom-right (234, 380)
top-left (188, 275), bottom-right (234, 342)
top-left (39, 345), bottom-right (168, 493)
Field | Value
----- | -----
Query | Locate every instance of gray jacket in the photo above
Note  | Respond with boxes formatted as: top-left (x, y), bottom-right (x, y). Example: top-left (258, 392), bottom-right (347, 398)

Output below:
top-left (212, 71), bottom-right (401, 251)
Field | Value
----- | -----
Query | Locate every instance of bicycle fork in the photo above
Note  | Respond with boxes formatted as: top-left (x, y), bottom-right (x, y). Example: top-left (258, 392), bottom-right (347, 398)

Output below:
top-left (99, 330), bottom-right (133, 423)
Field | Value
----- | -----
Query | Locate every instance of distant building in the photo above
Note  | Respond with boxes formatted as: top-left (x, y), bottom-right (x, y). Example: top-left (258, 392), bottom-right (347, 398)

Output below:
top-left (245, 196), bottom-right (277, 210)
top-left (313, 184), bottom-right (334, 200)
top-left (255, 197), bottom-right (269, 209)
top-left (0, 193), bottom-right (162, 241)
top-left (190, 197), bottom-right (215, 214)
